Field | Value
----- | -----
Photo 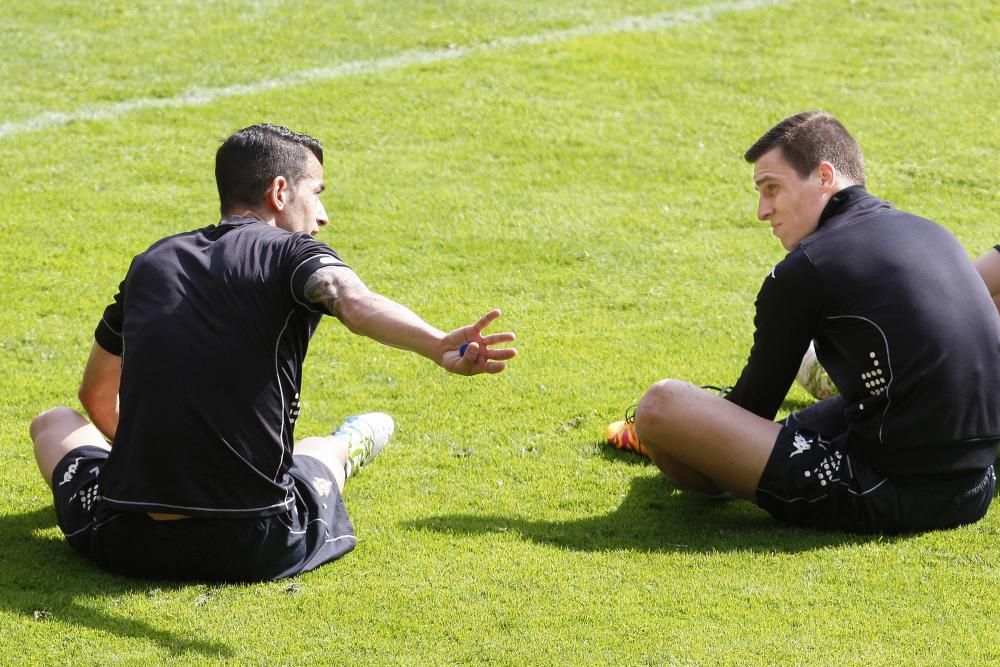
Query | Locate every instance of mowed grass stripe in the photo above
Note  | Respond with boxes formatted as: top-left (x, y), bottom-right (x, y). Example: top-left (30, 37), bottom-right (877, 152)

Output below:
top-left (0, 0), bottom-right (787, 140)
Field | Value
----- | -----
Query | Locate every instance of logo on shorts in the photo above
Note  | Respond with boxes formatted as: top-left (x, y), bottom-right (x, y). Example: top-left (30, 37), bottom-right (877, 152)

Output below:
top-left (311, 476), bottom-right (333, 497)
top-left (77, 483), bottom-right (100, 512)
top-left (790, 433), bottom-right (813, 458)
top-left (58, 457), bottom-right (82, 486)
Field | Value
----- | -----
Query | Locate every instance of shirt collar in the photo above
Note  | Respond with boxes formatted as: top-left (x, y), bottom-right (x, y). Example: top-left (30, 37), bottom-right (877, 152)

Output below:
top-left (818, 185), bottom-right (868, 227)
top-left (219, 215), bottom-right (263, 227)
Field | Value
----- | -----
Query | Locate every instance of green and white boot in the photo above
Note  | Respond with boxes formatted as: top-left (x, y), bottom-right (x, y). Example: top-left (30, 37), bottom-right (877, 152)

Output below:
top-left (332, 412), bottom-right (395, 478)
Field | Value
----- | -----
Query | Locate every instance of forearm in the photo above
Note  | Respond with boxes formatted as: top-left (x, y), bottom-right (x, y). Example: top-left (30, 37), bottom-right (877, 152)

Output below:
top-left (303, 264), bottom-right (516, 374)
top-left (727, 258), bottom-right (820, 417)
top-left (339, 291), bottom-right (447, 362)
top-left (78, 341), bottom-right (122, 442)
top-left (80, 391), bottom-right (118, 441)
top-left (305, 265), bottom-right (446, 362)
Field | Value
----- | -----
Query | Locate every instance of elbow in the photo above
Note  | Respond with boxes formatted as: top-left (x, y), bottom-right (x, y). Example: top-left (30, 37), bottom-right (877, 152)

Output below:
top-left (336, 288), bottom-right (377, 334)
top-left (77, 383), bottom-right (98, 416)
top-left (78, 380), bottom-right (114, 418)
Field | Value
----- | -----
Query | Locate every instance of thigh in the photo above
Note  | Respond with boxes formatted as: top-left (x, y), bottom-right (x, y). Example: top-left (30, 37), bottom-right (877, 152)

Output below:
top-left (758, 419), bottom-right (1000, 533)
top-left (293, 435), bottom-right (347, 493)
top-left (51, 445), bottom-right (110, 553)
top-left (636, 380), bottom-right (782, 500)
top-left (31, 407), bottom-right (110, 489)
top-left (284, 454), bottom-right (357, 576)
top-left (756, 424), bottom-right (853, 526)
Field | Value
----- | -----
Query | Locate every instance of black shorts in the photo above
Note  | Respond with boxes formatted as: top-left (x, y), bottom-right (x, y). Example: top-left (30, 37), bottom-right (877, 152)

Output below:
top-left (52, 447), bottom-right (356, 582)
top-left (756, 422), bottom-right (995, 534)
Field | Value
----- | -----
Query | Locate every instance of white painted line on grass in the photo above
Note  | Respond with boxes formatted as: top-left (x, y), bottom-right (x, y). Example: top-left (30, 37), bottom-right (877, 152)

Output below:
top-left (0, 0), bottom-right (786, 140)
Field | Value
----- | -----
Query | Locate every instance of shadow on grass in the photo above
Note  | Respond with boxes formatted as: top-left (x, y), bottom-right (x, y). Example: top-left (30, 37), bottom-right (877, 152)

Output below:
top-left (597, 441), bottom-right (649, 466)
top-left (406, 473), bottom-right (893, 554)
top-left (0, 504), bottom-right (232, 659)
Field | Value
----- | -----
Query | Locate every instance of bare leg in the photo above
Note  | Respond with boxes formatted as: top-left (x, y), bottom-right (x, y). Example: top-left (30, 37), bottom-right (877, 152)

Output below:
top-left (635, 379), bottom-right (781, 502)
top-left (974, 248), bottom-right (1000, 316)
top-left (294, 436), bottom-right (349, 492)
top-left (30, 407), bottom-right (110, 490)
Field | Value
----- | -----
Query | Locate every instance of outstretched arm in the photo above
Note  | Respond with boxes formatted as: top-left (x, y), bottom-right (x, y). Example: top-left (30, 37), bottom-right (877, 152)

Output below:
top-left (304, 265), bottom-right (516, 375)
top-left (78, 341), bottom-right (121, 441)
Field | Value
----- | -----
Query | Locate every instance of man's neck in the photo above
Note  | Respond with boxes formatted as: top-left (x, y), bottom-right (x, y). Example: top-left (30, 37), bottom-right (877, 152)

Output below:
top-left (223, 208), bottom-right (274, 225)
top-left (818, 184), bottom-right (868, 227)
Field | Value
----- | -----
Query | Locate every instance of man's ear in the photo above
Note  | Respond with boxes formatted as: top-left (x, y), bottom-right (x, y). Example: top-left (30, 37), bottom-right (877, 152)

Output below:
top-left (264, 176), bottom-right (290, 211)
top-left (817, 161), bottom-right (838, 191)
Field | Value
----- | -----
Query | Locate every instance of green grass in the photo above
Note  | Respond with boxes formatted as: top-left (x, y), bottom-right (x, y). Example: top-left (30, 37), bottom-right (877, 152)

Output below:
top-left (3, 0), bottom-right (1000, 663)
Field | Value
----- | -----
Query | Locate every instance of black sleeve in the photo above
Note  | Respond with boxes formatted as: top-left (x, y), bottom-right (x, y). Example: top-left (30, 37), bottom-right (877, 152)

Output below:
top-left (724, 253), bottom-right (822, 420)
top-left (94, 276), bottom-right (127, 356)
top-left (287, 234), bottom-right (351, 315)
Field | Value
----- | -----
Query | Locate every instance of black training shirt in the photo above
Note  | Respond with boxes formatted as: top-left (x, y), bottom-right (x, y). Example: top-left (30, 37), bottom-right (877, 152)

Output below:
top-left (726, 187), bottom-right (1000, 476)
top-left (95, 216), bottom-right (346, 517)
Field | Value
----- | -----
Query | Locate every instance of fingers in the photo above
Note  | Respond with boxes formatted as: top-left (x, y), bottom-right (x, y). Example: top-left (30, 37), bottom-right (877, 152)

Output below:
top-left (461, 341), bottom-right (480, 363)
top-left (471, 309), bottom-right (502, 334)
top-left (456, 340), bottom-right (516, 375)
top-left (481, 346), bottom-right (517, 361)
top-left (466, 332), bottom-right (516, 364)
top-left (444, 309), bottom-right (517, 376)
top-left (481, 331), bottom-right (516, 346)
top-left (478, 361), bottom-right (508, 374)
top-left (460, 342), bottom-right (486, 376)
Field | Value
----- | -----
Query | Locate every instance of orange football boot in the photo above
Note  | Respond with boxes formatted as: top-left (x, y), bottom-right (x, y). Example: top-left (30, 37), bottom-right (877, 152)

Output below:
top-left (605, 406), bottom-right (647, 456)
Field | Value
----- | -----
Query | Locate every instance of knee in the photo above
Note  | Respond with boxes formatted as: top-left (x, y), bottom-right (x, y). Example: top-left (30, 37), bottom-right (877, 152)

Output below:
top-left (295, 435), bottom-right (349, 468)
top-left (636, 379), bottom-right (687, 424)
top-left (29, 406), bottom-right (77, 442)
top-left (634, 379), bottom-right (690, 447)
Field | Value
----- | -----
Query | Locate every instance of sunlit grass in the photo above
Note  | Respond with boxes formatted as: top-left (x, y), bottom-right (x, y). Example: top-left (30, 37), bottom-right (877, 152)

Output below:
top-left (2, 0), bottom-right (999, 663)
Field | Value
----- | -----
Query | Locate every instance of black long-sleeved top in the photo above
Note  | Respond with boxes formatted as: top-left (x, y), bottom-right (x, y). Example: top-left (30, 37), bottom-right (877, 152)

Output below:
top-left (726, 186), bottom-right (1000, 476)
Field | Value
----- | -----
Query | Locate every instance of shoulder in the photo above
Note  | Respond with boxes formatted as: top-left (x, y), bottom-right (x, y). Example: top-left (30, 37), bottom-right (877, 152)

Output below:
top-left (217, 222), bottom-right (345, 266)
top-left (766, 247), bottom-right (816, 285)
top-left (124, 226), bottom-right (217, 276)
top-left (137, 224), bottom-right (214, 254)
top-left (237, 222), bottom-right (341, 256)
top-left (753, 250), bottom-right (822, 313)
top-left (284, 233), bottom-right (346, 270)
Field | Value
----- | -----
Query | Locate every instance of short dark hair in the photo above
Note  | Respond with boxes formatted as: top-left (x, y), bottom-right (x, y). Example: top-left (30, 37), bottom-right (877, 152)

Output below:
top-left (744, 111), bottom-right (865, 186)
top-left (215, 123), bottom-right (324, 215)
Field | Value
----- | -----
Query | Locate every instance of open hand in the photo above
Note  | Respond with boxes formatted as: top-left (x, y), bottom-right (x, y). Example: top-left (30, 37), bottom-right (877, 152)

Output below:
top-left (441, 309), bottom-right (517, 375)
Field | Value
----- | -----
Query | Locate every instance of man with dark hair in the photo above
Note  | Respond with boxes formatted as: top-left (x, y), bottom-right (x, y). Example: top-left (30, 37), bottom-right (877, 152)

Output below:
top-left (215, 123), bottom-right (325, 215)
top-left (30, 123), bottom-right (517, 581)
top-left (607, 111), bottom-right (1000, 533)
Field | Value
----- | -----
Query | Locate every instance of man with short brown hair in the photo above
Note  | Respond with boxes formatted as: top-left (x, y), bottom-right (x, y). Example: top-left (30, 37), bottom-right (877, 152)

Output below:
top-left (610, 111), bottom-right (1000, 533)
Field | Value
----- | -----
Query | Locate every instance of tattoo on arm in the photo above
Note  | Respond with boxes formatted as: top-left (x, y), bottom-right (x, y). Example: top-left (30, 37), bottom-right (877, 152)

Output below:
top-left (304, 265), bottom-right (367, 318)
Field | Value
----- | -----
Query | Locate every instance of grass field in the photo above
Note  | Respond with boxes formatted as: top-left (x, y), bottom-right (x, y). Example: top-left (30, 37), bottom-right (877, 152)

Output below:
top-left (2, 0), bottom-right (999, 664)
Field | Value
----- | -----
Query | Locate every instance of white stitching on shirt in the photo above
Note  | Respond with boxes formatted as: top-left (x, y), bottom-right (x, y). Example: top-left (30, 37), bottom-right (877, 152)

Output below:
top-left (826, 314), bottom-right (893, 444)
